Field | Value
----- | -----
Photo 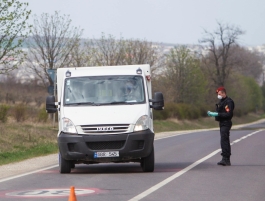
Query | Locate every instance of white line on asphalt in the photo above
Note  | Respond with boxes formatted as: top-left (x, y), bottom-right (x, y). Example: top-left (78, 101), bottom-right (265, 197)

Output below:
top-left (1, 130), bottom-right (263, 185)
top-left (233, 139), bottom-right (241, 143)
top-left (0, 165), bottom-right (58, 183)
top-left (155, 129), bottom-right (219, 141)
top-left (0, 132), bottom-right (197, 183)
top-left (246, 134), bottom-right (252, 137)
top-left (128, 130), bottom-right (263, 201)
top-left (155, 132), bottom-right (194, 140)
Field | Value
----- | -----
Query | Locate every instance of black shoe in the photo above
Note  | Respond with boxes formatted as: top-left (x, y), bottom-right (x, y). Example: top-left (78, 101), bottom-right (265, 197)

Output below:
top-left (217, 158), bottom-right (231, 166)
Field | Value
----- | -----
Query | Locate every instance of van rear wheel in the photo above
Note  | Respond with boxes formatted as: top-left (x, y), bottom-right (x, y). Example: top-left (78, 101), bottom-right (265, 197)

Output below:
top-left (59, 153), bottom-right (71, 173)
top-left (141, 145), bottom-right (154, 172)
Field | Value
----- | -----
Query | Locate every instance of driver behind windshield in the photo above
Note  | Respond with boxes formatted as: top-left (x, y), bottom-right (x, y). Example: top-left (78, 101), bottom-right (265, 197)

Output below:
top-left (124, 80), bottom-right (139, 101)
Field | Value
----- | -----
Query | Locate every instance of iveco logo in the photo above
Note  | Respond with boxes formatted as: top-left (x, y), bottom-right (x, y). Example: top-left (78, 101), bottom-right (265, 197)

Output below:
top-left (96, 127), bottom-right (114, 131)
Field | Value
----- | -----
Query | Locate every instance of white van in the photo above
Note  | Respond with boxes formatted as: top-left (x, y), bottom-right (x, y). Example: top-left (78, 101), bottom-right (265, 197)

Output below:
top-left (46, 64), bottom-right (164, 173)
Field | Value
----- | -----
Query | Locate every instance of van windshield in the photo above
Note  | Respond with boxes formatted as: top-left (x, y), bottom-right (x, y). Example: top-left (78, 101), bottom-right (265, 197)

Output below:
top-left (64, 75), bottom-right (145, 105)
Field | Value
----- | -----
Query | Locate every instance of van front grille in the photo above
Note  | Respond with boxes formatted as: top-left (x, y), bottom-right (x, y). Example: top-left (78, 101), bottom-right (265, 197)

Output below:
top-left (87, 141), bottom-right (126, 150)
top-left (81, 124), bottom-right (129, 134)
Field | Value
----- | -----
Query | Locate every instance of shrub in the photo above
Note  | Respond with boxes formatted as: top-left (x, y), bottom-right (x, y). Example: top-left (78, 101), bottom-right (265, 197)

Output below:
top-left (14, 104), bottom-right (26, 122)
top-left (153, 102), bottom-right (206, 120)
top-left (0, 104), bottom-right (10, 123)
top-left (38, 107), bottom-right (48, 122)
top-left (226, 74), bottom-right (263, 116)
top-left (187, 105), bottom-right (201, 119)
top-left (164, 102), bottom-right (178, 118)
top-left (153, 109), bottom-right (169, 120)
top-left (177, 104), bottom-right (190, 119)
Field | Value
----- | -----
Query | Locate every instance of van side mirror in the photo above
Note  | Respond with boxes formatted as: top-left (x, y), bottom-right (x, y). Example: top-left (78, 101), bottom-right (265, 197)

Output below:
top-left (150, 92), bottom-right (164, 110)
top-left (46, 95), bottom-right (57, 113)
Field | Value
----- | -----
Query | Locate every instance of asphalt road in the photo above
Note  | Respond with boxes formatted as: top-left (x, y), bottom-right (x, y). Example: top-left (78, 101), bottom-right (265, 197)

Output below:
top-left (0, 122), bottom-right (265, 201)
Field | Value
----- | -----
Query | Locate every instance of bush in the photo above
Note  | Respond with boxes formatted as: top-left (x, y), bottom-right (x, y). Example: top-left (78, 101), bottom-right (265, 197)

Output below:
top-left (153, 109), bottom-right (169, 120)
top-left (14, 104), bottom-right (26, 122)
top-left (226, 74), bottom-right (263, 116)
top-left (159, 102), bottom-right (175, 118)
top-left (198, 104), bottom-right (209, 117)
top-left (153, 102), bottom-right (205, 120)
top-left (0, 104), bottom-right (10, 123)
top-left (38, 107), bottom-right (48, 122)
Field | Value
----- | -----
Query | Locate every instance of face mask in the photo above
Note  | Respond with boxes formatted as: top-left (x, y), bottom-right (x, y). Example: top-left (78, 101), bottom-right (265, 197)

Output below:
top-left (217, 95), bottom-right (222, 100)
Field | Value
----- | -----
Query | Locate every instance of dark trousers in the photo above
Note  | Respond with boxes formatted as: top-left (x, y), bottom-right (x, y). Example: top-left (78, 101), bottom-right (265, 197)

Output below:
top-left (219, 121), bottom-right (232, 158)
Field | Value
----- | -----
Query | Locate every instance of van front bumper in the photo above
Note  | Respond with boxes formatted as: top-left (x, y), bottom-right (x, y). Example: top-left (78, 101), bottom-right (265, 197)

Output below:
top-left (58, 129), bottom-right (154, 163)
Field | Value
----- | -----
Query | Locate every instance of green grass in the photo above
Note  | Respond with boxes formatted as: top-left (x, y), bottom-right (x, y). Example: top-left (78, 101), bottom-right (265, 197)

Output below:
top-left (0, 143), bottom-right (58, 165)
top-left (0, 121), bottom-right (58, 165)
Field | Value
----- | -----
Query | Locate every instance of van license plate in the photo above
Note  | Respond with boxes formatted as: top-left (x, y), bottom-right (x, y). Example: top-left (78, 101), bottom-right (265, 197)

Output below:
top-left (94, 151), bottom-right (119, 158)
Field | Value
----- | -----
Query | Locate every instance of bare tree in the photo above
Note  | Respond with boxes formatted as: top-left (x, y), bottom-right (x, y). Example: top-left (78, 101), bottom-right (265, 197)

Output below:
top-left (89, 34), bottom-right (124, 66)
top-left (0, 0), bottom-right (31, 74)
top-left (69, 39), bottom-right (96, 67)
top-left (122, 39), bottom-right (165, 74)
top-left (200, 22), bottom-right (245, 87)
top-left (26, 11), bottom-right (83, 86)
top-left (230, 46), bottom-right (263, 81)
top-left (89, 34), bottom-right (164, 74)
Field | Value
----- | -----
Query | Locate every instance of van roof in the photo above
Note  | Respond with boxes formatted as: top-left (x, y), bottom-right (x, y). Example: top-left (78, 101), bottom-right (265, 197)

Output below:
top-left (58, 64), bottom-right (150, 77)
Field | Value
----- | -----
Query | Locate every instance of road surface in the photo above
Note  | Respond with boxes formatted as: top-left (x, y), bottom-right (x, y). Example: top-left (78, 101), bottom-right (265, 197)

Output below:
top-left (0, 121), bottom-right (265, 201)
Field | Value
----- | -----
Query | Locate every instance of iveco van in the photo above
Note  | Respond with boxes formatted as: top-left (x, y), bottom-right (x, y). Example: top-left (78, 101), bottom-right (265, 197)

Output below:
top-left (46, 64), bottom-right (164, 173)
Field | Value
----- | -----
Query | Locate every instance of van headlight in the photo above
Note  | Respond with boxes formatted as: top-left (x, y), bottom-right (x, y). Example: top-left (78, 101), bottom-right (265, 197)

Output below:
top-left (134, 115), bottom-right (149, 132)
top-left (62, 118), bottom-right (77, 134)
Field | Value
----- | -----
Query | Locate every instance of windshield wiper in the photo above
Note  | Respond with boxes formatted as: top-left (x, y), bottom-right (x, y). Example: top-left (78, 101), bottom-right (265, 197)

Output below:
top-left (66, 102), bottom-right (96, 106)
top-left (66, 101), bottom-right (136, 106)
top-left (108, 101), bottom-right (134, 105)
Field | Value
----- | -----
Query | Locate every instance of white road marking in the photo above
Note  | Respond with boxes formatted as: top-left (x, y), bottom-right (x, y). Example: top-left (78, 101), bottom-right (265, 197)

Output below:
top-left (155, 129), bottom-right (219, 141)
top-left (1, 129), bottom-right (263, 187)
top-left (155, 132), bottom-right (194, 140)
top-left (128, 130), bottom-right (263, 201)
top-left (0, 131), bottom-right (196, 183)
top-left (0, 165), bottom-right (58, 183)
top-left (246, 134), bottom-right (253, 137)
top-left (233, 139), bottom-right (241, 143)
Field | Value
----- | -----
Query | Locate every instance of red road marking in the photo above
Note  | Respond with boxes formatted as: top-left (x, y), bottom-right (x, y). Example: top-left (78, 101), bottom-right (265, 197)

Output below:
top-left (1, 188), bottom-right (103, 198)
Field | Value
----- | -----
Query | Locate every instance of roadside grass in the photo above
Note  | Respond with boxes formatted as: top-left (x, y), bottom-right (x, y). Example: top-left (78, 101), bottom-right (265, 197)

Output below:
top-left (0, 143), bottom-right (57, 165)
top-left (0, 121), bottom-right (58, 165)
top-left (154, 112), bottom-right (264, 133)
top-left (0, 112), bottom-right (264, 165)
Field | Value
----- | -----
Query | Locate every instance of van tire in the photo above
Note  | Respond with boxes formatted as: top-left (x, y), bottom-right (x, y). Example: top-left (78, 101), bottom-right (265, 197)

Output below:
top-left (59, 153), bottom-right (71, 173)
top-left (141, 145), bottom-right (154, 172)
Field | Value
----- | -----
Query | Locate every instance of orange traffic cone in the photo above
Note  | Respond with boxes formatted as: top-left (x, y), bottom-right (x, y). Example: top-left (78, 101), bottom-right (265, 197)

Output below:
top-left (68, 186), bottom-right (77, 201)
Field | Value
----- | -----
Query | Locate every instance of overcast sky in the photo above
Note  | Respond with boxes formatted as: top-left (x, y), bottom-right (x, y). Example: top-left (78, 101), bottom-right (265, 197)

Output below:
top-left (20, 0), bottom-right (265, 46)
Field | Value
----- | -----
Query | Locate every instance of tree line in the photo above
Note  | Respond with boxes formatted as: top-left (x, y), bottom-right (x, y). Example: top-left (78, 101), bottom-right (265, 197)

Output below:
top-left (0, 2), bottom-right (264, 120)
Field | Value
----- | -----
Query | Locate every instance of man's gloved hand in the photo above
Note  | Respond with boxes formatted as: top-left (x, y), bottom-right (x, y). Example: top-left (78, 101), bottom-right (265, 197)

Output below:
top-left (207, 111), bottom-right (218, 117)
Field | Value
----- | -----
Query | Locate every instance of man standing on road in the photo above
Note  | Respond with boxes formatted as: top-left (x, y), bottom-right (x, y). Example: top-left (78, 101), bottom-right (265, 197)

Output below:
top-left (207, 87), bottom-right (235, 166)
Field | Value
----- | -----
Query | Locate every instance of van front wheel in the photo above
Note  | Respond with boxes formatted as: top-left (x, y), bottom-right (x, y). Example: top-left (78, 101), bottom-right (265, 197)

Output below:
top-left (141, 145), bottom-right (154, 172)
top-left (59, 153), bottom-right (71, 173)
